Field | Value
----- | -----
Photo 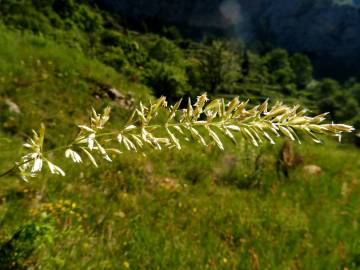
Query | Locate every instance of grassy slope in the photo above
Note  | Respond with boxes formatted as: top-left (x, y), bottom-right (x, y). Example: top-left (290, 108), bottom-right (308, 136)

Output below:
top-left (0, 25), bottom-right (360, 269)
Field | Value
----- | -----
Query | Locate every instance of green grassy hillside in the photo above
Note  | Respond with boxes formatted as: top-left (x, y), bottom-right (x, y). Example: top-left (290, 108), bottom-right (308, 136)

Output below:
top-left (0, 1), bottom-right (360, 269)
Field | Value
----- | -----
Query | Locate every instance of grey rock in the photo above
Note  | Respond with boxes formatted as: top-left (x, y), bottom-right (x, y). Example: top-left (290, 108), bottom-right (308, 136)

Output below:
top-left (4, 99), bottom-right (20, 114)
top-left (108, 88), bottom-right (125, 100)
top-left (303, 164), bottom-right (323, 175)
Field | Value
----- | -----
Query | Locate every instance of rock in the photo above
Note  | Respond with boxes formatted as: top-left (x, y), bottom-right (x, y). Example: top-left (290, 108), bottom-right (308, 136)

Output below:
top-left (303, 164), bottom-right (323, 176)
top-left (114, 210), bottom-right (126, 218)
top-left (4, 99), bottom-right (20, 114)
top-left (159, 177), bottom-right (181, 190)
top-left (107, 88), bottom-right (125, 100)
top-left (213, 154), bottom-right (237, 176)
top-left (91, 82), bottom-right (135, 109)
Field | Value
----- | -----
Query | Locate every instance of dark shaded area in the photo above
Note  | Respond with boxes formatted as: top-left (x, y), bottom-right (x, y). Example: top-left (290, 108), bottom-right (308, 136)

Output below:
top-left (94, 0), bottom-right (360, 80)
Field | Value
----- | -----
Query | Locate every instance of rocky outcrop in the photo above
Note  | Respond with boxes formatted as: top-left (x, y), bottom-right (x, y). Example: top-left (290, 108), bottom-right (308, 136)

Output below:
top-left (97, 0), bottom-right (360, 78)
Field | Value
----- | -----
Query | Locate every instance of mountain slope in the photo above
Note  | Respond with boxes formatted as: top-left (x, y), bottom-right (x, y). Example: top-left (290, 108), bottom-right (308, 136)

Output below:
top-left (97, 0), bottom-right (360, 79)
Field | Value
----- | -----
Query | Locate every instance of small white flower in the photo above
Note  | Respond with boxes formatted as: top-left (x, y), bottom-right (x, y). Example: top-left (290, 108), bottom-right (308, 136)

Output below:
top-left (17, 162), bottom-right (36, 182)
top-left (56, 166), bottom-right (65, 176)
top-left (263, 131), bottom-right (275, 145)
top-left (226, 125), bottom-right (241, 131)
top-left (81, 147), bottom-right (98, 167)
top-left (65, 149), bottom-right (82, 163)
top-left (23, 143), bottom-right (33, 148)
top-left (47, 161), bottom-right (56, 173)
top-left (46, 160), bottom-right (66, 176)
top-left (337, 134), bottom-right (342, 143)
top-left (78, 125), bottom-right (95, 132)
top-left (194, 94), bottom-right (209, 107)
top-left (208, 128), bottom-right (224, 150)
top-left (94, 140), bottom-right (112, 162)
top-left (122, 136), bottom-right (136, 151)
top-left (124, 125), bottom-right (137, 131)
top-left (117, 134), bottom-right (123, 143)
top-left (31, 157), bottom-right (43, 173)
top-left (103, 154), bottom-right (112, 162)
top-left (87, 133), bottom-right (95, 150)
top-left (205, 110), bottom-right (216, 119)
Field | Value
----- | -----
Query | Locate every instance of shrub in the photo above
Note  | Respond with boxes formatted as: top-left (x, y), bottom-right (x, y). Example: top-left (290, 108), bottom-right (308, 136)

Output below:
top-left (350, 83), bottom-right (360, 104)
top-left (185, 60), bottom-right (204, 98)
top-left (290, 53), bottom-right (313, 88)
top-left (161, 26), bottom-right (182, 41)
top-left (143, 60), bottom-right (188, 101)
top-left (100, 47), bottom-right (128, 71)
top-left (5, 12), bottom-right (52, 34)
top-left (73, 5), bottom-right (103, 32)
top-left (101, 29), bottom-right (123, 47)
top-left (316, 78), bottom-right (340, 96)
top-left (314, 79), bottom-right (359, 122)
top-left (52, 0), bottom-right (78, 18)
top-left (272, 68), bottom-right (294, 86)
top-left (198, 40), bottom-right (240, 94)
top-left (265, 48), bottom-right (292, 72)
top-left (148, 38), bottom-right (184, 65)
top-left (0, 218), bottom-right (55, 270)
top-left (32, 0), bottom-right (54, 10)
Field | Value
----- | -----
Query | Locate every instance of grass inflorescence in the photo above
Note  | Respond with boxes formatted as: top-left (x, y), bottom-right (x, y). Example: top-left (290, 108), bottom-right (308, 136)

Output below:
top-left (2, 93), bottom-right (354, 182)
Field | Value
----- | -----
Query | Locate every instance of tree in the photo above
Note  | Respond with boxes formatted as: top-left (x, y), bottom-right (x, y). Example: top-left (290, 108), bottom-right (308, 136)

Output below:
top-left (199, 41), bottom-right (239, 94)
top-left (264, 48), bottom-right (291, 73)
top-left (143, 60), bottom-right (188, 102)
top-left (241, 50), bottom-right (250, 77)
top-left (52, 0), bottom-right (78, 18)
top-left (148, 38), bottom-right (183, 65)
top-left (264, 48), bottom-right (294, 86)
top-left (350, 83), bottom-right (360, 104)
top-left (161, 26), bottom-right (182, 41)
top-left (316, 78), bottom-right (340, 96)
top-left (316, 79), bottom-right (359, 121)
top-left (290, 53), bottom-right (313, 88)
top-left (73, 5), bottom-right (103, 32)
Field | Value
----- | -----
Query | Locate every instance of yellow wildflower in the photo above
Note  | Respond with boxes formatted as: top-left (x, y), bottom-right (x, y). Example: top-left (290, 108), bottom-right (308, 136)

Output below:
top-left (123, 261), bottom-right (130, 269)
